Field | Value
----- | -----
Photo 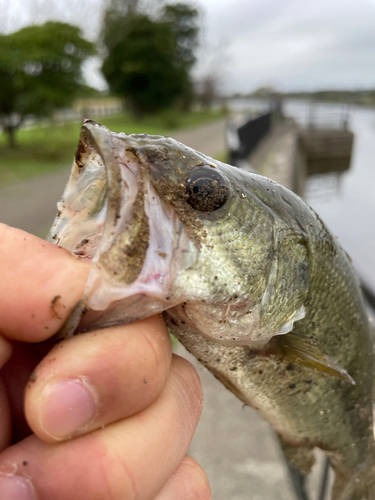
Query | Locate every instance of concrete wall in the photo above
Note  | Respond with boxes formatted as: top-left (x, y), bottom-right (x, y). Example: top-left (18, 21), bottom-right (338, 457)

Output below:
top-left (299, 129), bottom-right (354, 176)
top-left (246, 118), bottom-right (353, 197)
top-left (246, 118), bottom-right (307, 197)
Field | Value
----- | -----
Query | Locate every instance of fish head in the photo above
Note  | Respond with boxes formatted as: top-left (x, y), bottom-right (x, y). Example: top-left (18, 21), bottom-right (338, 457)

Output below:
top-left (49, 121), bottom-right (309, 347)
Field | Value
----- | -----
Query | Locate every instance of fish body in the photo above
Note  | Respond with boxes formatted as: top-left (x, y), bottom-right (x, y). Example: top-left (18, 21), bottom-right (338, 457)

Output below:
top-left (49, 121), bottom-right (375, 499)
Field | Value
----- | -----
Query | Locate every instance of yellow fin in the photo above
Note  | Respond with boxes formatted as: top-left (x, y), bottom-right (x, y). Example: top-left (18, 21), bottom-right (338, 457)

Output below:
top-left (277, 332), bottom-right (355, 385)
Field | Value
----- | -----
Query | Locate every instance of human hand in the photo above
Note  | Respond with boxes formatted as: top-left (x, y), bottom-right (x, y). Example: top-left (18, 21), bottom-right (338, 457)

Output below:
top-left (0, 224), bottom-right (210, 499)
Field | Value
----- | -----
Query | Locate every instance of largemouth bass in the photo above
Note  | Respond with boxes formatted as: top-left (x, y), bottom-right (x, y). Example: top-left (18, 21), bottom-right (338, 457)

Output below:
top-left (48, 120), bottom-right (375, 500)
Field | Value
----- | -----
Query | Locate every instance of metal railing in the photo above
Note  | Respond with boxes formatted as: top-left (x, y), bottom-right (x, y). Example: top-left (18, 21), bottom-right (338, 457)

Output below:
top-left (227, 112), bottom-right (272, 167)
top-left (283, 101), bottom-right (351, 131)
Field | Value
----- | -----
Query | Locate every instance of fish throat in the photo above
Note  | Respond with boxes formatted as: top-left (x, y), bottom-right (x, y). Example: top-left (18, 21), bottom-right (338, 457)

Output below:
top-left (99, 177), bottom-right (149, 284)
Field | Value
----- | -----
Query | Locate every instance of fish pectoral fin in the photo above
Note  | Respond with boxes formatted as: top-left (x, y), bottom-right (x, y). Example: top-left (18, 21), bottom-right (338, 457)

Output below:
top-left (278, 332), bottom-right (356, 385)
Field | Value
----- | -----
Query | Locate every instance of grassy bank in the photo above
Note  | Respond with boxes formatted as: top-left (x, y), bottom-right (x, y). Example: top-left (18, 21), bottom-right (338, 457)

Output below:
top-left (0, 109), bottom-right (227, 185)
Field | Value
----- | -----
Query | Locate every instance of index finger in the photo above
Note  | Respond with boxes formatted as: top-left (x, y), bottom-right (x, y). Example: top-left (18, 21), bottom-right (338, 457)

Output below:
top-left (0, 224), bottom-right (89, 342)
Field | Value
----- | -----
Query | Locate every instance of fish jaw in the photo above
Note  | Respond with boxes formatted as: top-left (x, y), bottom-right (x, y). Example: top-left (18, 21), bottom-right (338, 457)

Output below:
top-left (48, 121), bottom-right (198, 336)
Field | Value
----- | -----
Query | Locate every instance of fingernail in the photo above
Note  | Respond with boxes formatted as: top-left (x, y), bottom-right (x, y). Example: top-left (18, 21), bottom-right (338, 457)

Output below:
top-left (0, 475), bottom-right (36, 500)
top-left (42, 378), bottom-right (97, 439)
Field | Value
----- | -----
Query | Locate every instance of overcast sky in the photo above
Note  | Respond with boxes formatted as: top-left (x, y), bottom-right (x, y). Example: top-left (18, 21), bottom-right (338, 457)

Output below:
top-left (2, 0), bottom-right (375, 94)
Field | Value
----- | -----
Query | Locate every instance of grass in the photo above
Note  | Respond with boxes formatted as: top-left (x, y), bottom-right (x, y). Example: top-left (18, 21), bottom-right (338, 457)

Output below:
top-left (0, 108), bottom-right (227, 186)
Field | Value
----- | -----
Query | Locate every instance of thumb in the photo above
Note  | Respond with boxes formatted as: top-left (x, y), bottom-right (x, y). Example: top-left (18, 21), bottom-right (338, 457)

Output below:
top-left (0, 224), bottom-right (90, 343)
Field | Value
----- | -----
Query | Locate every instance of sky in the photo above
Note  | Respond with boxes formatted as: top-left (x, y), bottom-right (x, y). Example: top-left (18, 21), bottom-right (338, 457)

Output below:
top-left (2, 0), bottom-right (375, 94)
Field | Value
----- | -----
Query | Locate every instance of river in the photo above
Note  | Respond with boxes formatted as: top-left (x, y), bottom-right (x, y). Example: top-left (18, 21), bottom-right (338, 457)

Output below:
top-left (229, 98), bottom-right (375, 294)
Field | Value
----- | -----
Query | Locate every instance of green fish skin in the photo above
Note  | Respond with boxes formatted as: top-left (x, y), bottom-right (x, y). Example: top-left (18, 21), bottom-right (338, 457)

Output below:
top-left (49, 122), bottom-right (375, 500)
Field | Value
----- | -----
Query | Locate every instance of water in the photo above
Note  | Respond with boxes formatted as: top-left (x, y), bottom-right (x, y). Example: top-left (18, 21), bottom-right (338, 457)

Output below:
top-left (305, 106), bottom-right (375, 291)
top-left (229, 98), bottom-right (375, 292)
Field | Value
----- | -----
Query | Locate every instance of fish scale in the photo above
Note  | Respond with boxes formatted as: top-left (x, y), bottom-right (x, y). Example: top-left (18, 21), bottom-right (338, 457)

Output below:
top-left (49, 121), bottom-right (375, 500)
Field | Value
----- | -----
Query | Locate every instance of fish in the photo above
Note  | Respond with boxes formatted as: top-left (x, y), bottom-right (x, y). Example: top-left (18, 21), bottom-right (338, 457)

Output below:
top-left (48, 120), bottom-right (375, 500)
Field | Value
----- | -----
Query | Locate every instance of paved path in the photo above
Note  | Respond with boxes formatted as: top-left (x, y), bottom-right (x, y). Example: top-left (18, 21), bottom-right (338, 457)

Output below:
top-left (0, 119), bottom-right (227, 236)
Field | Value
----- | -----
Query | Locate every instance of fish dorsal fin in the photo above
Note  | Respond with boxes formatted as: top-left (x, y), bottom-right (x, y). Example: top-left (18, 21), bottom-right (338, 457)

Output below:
top-left (277, 332), bottom-right (355, 385)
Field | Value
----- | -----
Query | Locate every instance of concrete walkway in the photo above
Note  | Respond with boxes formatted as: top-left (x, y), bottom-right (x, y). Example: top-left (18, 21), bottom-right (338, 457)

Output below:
top-left (0, 119), bottom-right (227, 236)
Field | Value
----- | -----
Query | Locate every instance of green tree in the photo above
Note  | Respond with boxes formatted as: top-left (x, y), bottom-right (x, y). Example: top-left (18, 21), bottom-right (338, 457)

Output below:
top-left (0, 22), bottom-right (95, 147)
top-left (162, 3), bottom-right (199, 70)
top-left (101, 0), bottom-right (200, 115)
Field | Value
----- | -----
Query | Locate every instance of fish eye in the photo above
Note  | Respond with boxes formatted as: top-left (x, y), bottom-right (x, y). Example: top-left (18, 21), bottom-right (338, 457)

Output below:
top-left (186, 167), bottom-right (228, 212)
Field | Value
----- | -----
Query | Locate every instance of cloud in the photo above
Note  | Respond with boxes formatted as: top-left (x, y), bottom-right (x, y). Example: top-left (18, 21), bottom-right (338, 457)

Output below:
top-left (0, 0), bottom-right (103, 41)
top-left (196, 0), bottom-right (375, 92)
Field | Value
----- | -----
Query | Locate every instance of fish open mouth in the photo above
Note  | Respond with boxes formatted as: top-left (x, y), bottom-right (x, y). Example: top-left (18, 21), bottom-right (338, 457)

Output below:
top-left (48, 121), bottom-right (197, 337)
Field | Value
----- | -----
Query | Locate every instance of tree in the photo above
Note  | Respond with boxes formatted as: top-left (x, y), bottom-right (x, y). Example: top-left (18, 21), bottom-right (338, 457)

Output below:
top-left (162, 3), bottom-right (200, 109)
top-left (0, 21), bottom-right (95, 147)
top-left (162, 3), bottom-right (199, 70)
top-left (101, 0), bottom-right (200, 115)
